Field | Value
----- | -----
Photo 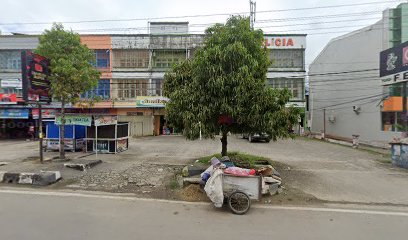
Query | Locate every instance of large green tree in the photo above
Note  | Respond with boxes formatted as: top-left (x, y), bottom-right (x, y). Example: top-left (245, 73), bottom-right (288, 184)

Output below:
top-left (164, 16), bottom-right (299, 156)
top-left (36, 23), bottom-right (100, 160)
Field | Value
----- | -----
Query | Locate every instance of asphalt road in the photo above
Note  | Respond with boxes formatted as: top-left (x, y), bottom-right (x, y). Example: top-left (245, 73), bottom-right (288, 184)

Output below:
top-left (1, 189), bottom-right (408, 240)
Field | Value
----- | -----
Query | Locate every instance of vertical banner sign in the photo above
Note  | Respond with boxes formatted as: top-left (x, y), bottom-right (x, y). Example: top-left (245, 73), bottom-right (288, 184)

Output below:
top-left (21, 51), bottom-right (52, 103)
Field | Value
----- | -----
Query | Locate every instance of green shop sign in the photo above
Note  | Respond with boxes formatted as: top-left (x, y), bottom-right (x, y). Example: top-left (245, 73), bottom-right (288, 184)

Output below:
top-left (55, 115), bottom-right (92, 126)
top-left (136, 96), bottom-right (169, 108)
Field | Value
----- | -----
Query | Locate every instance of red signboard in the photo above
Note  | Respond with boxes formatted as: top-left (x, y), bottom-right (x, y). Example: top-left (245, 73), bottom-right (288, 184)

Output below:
top-left (403, 46), bottom-right (408, 67)
top-left (0, 93), bottom-right (17, 104)
top-left (21, 51), bottom-right (52, 103)
top-left (32, 108), bottom-right (57, 119)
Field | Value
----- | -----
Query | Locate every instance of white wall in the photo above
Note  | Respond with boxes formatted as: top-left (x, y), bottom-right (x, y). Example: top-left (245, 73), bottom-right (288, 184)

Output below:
top-left (309, 20), bottom-right (400, 146)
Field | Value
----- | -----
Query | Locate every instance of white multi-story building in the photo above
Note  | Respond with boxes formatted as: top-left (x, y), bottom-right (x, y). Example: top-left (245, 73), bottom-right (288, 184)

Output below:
top-left (309, 3), bottom-right (408, 146)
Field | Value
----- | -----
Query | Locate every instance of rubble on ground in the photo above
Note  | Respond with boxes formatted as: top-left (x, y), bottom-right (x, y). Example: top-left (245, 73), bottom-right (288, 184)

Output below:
top-left (68, 163), bottom-right (182, 192)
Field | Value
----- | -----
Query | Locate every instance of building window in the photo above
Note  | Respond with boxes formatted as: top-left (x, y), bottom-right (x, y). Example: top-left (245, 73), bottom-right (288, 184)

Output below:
top-left (112, 49), bottom-right (149, 68)
top-left (151, 79), bottom-right (163, 96)
top-left (111, 79), bottom-right (164, 99)
top-left (82, 79), bottom-right (110, 100)
top-left (382, 82), bottom-right (407, 132)
top-left (0, 50), bottom-right (22, 70)
top-left (152, 50), bottom-right (186, 68)
top-left (267, 78), bottom-right (304, 101)
top-left (268, 49), bottom-right (304, 69)
top-left (94, 50), bottom-right (110, 68)
top-left (386, 83), bottom-right (403, 97)
top-left (381, 111), bottom-right (404, 132)
top-left (112, 79), bottom-right (149, 99)
top-left (0, 81), bottom-right (23, 96)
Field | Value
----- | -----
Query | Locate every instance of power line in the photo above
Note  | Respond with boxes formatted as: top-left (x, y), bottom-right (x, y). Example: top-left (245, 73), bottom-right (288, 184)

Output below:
top-left (314, 97), bottom-right (383, 111)
top-left (0, 10), bottom-right (384, 35)
top-left (0, 9), bottom-right (398, 36)
top-left (256, 11), bottom-right (381, 23)
top-left (0, 14), bottom-right (386, 35)
top-left (312, 93), bottom-right (387, 110)
top-left (310, 85), bottom-right (379, 90)
top-left (283, 69), bottom-right (378, 78)
top-left (309, 76), bottom-right (380, 84)
top-left (306, 60), bottom-right (378, 66)
top-left (258, 17), bottom-right (381, 29)
top-left (0, 0), bottom-right (401, 26)
top-left (0, 11), bottom-right (382, 35)
top-left (312, 92), bottom-right (383, 101)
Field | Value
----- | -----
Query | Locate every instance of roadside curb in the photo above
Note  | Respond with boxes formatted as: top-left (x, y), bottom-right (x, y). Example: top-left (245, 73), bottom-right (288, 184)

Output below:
top-left (64, 160), bottom-right (102, 171)
top-left (0, 171), bottom-right (61, 186)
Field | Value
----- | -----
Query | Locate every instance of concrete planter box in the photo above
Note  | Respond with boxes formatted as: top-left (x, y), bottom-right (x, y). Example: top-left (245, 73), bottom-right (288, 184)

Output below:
top-left (390, 143), bottom-right (408, 169)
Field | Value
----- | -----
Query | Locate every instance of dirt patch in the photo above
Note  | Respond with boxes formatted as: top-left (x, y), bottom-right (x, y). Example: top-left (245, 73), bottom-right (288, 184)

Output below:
top-left (176, 184), bottom-right (209, 202)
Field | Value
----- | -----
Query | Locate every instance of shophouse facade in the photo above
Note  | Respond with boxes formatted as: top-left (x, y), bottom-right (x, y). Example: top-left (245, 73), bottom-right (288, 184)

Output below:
top-left (0, 22), bottom-right (306, 138)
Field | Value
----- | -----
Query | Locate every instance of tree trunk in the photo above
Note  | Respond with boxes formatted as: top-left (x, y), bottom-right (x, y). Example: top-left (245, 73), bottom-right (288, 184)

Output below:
top-left (59, 99), bottom-right (66, 160)
top-left (221, 131), bottom-right (228, 156)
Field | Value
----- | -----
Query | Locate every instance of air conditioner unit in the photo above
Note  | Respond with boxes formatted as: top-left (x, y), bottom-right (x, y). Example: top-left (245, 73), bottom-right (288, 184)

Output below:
top-left (353, 105), bottom-right (361, 114)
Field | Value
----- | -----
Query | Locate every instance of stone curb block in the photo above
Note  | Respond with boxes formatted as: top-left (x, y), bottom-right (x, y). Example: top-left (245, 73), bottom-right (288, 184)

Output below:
top-left (33, 171), bottom-right (62, 186)
top-left (0, 171), bottom-right (6, 183)
top-left (1, 171), bottom-right (61, 186)
top-left (64, 160), bottom-right (102, 171)
top-left (19, 173), bottom-right (36, 184)
top-left (3, 173), bottom-right (20, 184)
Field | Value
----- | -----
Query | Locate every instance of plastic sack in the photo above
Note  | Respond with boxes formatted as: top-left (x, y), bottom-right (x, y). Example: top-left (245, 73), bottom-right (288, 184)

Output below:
top-left (223, 167), bottom-right (251, 176)
top-left (201, 165), bottom-right (214, 178)
top-left (204, 169), bottom-right (224, 208)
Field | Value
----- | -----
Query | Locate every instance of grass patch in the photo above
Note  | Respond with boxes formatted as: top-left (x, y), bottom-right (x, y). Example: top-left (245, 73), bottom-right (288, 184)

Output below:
top-left (197, 151), bottom-right (271, 168)
top-left (168, 180), bottom-right (179, 190)
top-left (376, 158), bottom-right (392, 164)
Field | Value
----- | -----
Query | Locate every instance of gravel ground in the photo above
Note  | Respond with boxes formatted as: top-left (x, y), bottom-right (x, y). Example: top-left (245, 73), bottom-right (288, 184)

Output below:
top-left (1, 135), bottom-right (408, 206)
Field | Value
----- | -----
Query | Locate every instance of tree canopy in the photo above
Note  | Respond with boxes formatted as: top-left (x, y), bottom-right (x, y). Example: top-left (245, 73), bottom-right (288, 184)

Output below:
top-left (35, 23), bottom-right (101, 159)
top-left (35, 23), bottom-right (101, 104)
top-left (164, 16), bottom-right (300, 156)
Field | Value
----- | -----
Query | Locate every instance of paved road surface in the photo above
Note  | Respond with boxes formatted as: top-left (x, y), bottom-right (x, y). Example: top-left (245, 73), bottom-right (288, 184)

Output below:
top-left (1, 189), bottom-right (408, 240)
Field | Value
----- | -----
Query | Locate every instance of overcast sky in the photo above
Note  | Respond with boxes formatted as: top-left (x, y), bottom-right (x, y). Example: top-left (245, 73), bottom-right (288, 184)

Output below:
top-left (0, 0), bottom-right (405, 66)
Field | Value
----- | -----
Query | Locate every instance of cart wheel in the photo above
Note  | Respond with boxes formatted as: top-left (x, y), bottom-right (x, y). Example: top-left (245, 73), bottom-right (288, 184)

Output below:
top-left (228, 191), bottom-right (251, 215)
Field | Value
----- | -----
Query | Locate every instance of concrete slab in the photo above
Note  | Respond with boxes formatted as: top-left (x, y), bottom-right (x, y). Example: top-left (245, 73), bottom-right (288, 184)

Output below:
top-left (18, 173), bottom-right (36, 184)
top-left (0, 171), bottom-right (5, 183)
top-left (3, 173), bottom-right (20, 184)
top-left (33, 171), bottom-right (62, 186)
top-left (64, 160), bottom-right (102, 171)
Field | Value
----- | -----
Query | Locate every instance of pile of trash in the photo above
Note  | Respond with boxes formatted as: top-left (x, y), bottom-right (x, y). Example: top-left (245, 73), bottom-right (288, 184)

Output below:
top-left (182, 156), bottom-right (282, 207)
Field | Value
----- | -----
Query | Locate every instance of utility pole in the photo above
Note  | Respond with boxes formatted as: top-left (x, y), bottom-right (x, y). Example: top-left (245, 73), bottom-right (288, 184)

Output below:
top-left (323, 108), bottom-right (326, 139)
top-left (38, 103), bottom-right (43, 163)
top-left (249, 0), bottom-right (256, 30)
top-left (403, 82), bottom-right (407, 135)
